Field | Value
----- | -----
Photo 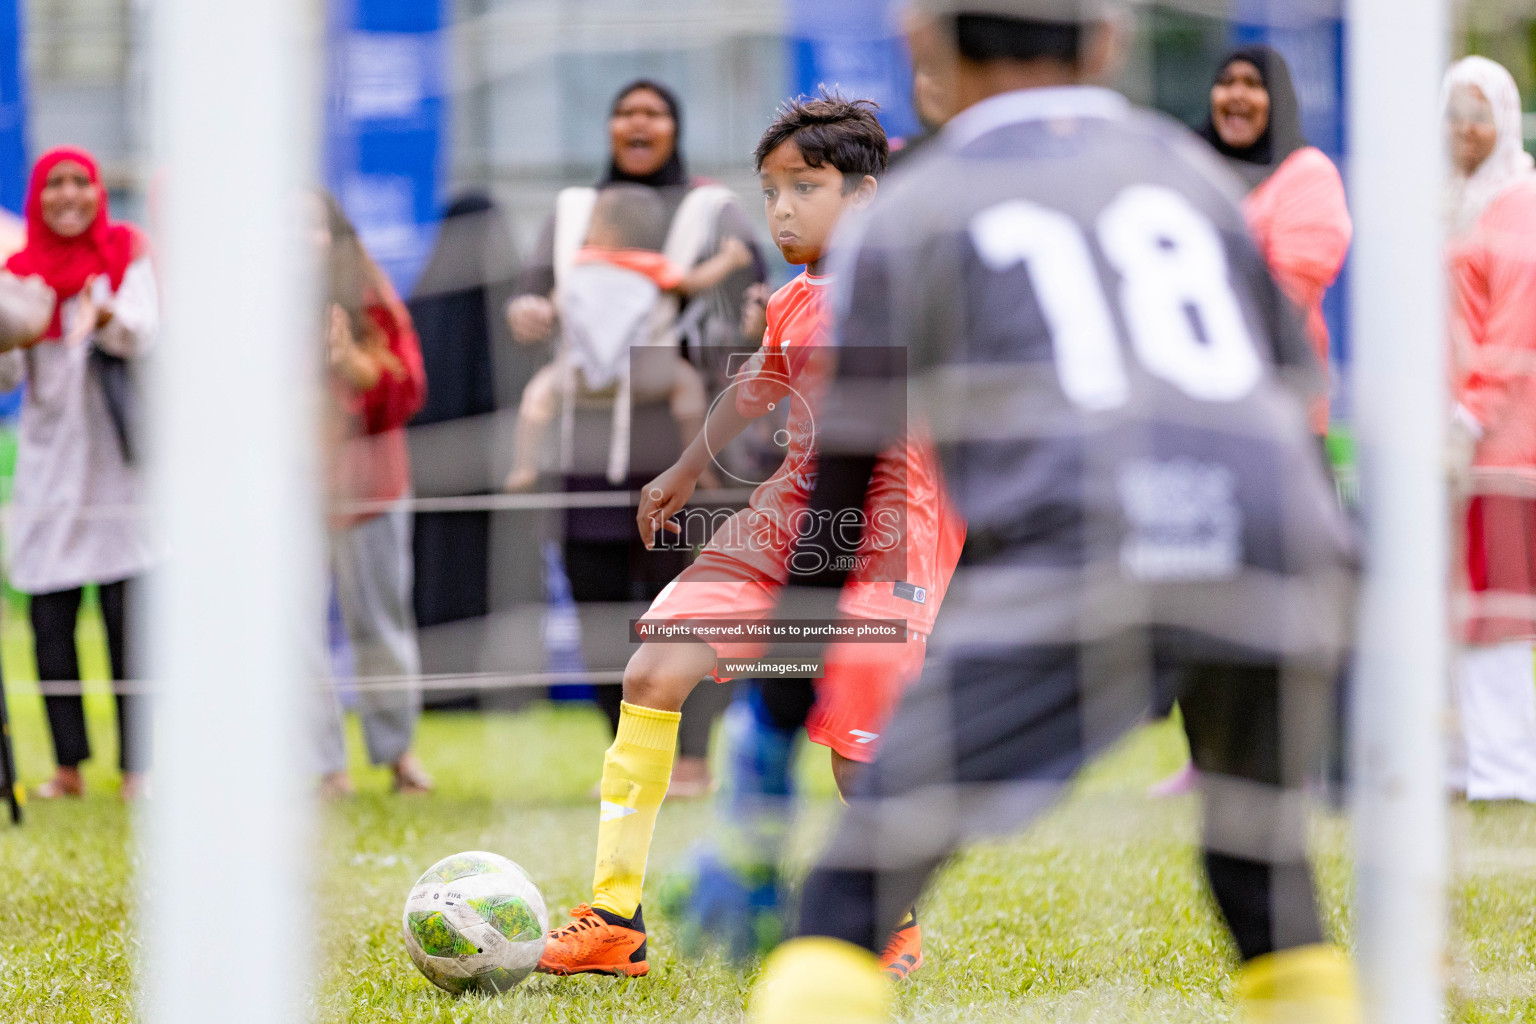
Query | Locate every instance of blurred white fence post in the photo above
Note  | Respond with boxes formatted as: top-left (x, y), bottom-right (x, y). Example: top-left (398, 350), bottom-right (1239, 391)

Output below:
top-left (143, 0), bottom-right (320, 1023)
top-left (1347, 0), bottom-right (1449, 1021)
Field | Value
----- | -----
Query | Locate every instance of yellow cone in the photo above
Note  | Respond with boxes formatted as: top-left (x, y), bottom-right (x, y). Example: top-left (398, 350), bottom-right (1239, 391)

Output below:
top-left (749, 937), bottom-right (891, 1024)
top-left (1238, 944), bottom-right (1363, 1024)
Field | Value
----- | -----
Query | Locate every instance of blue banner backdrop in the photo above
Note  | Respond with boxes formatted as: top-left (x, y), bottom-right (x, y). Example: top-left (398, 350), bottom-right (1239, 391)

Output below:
top-left (0, 0), bottom-right (25, 215)
top-left (789, 0), bottom-right (920, 143)
top-left (325, 0), bottom-right (446, 297)
top-left (0, 0), bottom-right (27, 420)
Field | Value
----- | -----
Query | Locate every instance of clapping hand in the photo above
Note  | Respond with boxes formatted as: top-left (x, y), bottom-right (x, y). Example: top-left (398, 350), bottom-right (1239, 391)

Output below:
top-left (0, 273), bottom-right (56, 349)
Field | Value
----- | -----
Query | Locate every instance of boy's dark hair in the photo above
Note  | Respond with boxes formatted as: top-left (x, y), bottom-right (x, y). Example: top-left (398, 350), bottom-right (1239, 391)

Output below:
top-left (590, 184), bottom-right (669, 251)
top-left (754, 91), bottom-right (889, 190)
top-left (954, 14), bottom-right (1083, 65)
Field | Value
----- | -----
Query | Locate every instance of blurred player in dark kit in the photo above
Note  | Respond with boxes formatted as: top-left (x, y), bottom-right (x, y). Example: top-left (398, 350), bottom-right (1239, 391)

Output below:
top-left (748, 3), bottom-right (1360, 1023)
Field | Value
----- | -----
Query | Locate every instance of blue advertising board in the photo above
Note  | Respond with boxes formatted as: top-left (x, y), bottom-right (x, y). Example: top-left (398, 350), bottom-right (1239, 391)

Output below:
top-left (788, 0), bottom-right (920, 143)
top-left (0, 0), bottom-right (23, 217)
top-left (0, 0), bottom-right (25, 421)
top-left (325, 0), bottom-right (446, 297)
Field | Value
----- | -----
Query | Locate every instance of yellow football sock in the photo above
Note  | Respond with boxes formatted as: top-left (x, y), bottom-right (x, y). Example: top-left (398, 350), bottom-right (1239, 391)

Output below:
top-left (591, 701), bottom-right (680, 919)
top-left (749, 938), bottom-right (890, 1024)
top-left (1237, 944), bottom-right (1362, 1024)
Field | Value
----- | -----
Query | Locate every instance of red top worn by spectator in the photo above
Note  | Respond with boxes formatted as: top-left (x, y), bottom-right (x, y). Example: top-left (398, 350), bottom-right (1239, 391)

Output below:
top-left (1443, 56), bottom-right (1536, 645)
top-left (1244, 148), bottom-right (1352, 434)
top-left (1451, 181), bottom-right (1536, 478)
top-left (706, 270), bottom-right (965, 634)
top-left (331, 279), bottom-right (426, 529)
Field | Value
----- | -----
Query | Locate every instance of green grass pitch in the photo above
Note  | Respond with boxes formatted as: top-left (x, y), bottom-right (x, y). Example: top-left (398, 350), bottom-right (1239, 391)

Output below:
top-left (1, 616), bottom-right (1534, 1021)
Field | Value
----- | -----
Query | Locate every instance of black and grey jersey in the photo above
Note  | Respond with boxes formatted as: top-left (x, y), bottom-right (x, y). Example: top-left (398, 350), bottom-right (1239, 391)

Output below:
top-left (801, 86), bottom-right (1353, 664)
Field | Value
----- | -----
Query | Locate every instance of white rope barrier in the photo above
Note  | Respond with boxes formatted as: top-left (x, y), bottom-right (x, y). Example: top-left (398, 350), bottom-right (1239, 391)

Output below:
top-left (23, 669), bottom-right (628, 697)
top-left (0, 486), bottom-right (757, 520)
top-left (335, 485), bottom-right (756, 517)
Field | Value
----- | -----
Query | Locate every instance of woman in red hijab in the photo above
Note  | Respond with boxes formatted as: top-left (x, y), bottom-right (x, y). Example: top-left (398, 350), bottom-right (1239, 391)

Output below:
top-left (0, 147), bottom-right (158, 800)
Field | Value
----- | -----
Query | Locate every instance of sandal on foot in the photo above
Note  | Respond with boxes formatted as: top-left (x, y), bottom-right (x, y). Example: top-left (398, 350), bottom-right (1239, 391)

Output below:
top-left (35, 769), bottom-right (84, 800)
top-left (392, 754), bottom-right (433, 795)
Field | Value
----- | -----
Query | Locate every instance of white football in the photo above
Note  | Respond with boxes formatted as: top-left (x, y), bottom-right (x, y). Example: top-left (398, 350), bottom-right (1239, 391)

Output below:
top-left (402, 851), bottom-right (549, 994)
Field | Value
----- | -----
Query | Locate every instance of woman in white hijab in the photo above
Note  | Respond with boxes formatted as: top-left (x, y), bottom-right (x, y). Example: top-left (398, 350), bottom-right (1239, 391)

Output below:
top-left (1443, 56), bottom-right (1536, 802)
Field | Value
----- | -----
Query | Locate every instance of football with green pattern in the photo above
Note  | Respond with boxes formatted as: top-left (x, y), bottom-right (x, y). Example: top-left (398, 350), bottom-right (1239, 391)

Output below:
top-left (401, 851), bottom-right (549, 994)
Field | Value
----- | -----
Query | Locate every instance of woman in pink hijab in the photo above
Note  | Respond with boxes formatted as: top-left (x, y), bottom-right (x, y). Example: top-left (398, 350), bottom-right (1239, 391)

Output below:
top-left (1443, 56), bottom-right (1536, 802)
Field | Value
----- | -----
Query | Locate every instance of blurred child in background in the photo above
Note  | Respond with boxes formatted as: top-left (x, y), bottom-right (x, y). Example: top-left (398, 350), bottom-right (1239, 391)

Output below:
top-left (316, 193), bottom-right (433, 798)
top-left (505, 184), bottom-right (749, 492)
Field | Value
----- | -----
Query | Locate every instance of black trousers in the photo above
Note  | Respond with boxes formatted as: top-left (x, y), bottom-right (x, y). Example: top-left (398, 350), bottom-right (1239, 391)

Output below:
top-left (796, 640), bottom-right (1330, 964)
top-left (32, 578), bottom-right (143, 772)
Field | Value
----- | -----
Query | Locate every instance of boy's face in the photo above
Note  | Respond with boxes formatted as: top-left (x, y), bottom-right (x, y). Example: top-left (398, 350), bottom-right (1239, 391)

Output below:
top-left (759, 139), bottom-right (876, 268)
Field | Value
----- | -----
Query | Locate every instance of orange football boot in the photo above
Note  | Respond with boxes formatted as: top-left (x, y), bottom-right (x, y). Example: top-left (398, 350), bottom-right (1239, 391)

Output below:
top-left (537, 903), bottom-right (649, 977)
top-left (880, 919), bottom-right (923, 981)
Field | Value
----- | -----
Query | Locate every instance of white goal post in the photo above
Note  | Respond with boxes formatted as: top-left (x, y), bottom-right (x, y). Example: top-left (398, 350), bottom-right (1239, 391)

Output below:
top-left (1347, 0), bottom-right (1450, 1021)
top-left (142, 1), bottom-right (321, 1023)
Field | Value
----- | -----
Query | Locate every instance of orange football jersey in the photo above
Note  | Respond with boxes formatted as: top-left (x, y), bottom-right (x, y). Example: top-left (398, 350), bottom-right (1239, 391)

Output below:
top-left (702, 271), bottom-right (964, 634)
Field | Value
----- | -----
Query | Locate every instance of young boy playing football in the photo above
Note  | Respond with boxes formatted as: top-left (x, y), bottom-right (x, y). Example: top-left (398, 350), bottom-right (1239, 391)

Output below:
top-left (536, 93), bottom-right (964, 980)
